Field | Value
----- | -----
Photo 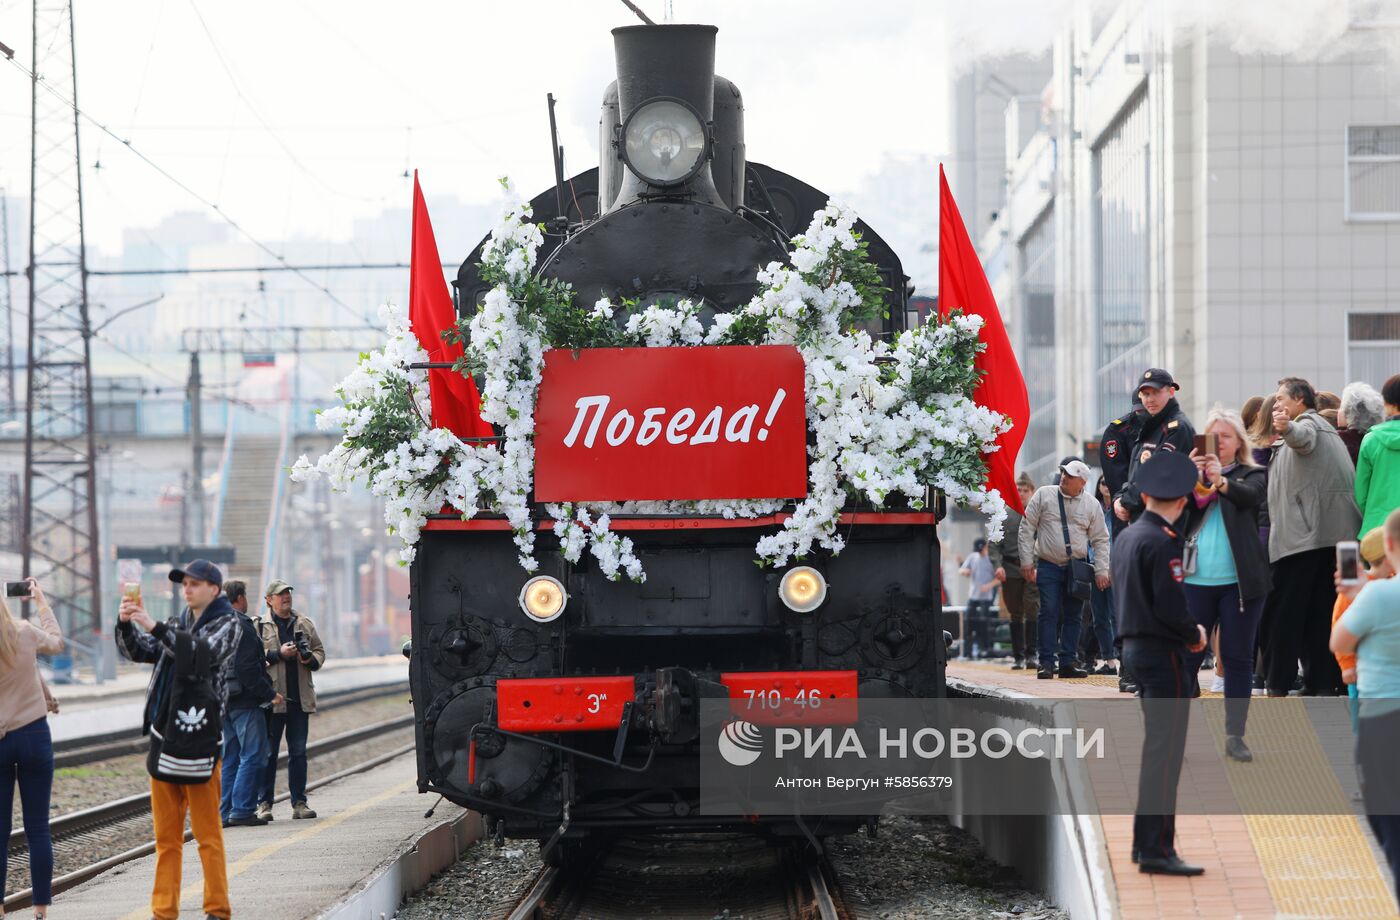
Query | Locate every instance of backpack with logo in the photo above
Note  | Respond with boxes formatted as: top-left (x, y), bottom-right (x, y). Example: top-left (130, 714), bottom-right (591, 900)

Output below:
top-left (146, 629), bottom-right (223, 784)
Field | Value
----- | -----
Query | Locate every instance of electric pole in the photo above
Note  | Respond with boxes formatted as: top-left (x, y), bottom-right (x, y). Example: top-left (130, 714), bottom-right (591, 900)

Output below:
top-left (0, 191), bottom-right (18, 555)
top-left (188, 351), bottom-right (204, 539)
top-left (1, 190), bottom-right (15, 416)
top-left (22, 0), bottom-right (103, 679)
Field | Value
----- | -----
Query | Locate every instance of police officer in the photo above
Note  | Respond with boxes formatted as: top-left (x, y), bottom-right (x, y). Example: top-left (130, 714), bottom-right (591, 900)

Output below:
top-left (1100, 396), bottom-right (1147, 693)
top-left (1111, 450), bottom-right (1209, 877)
top-left (1112, 369), bottom-right (1196, 525)
top-left (1099, 396), bottom-right (1146, 536)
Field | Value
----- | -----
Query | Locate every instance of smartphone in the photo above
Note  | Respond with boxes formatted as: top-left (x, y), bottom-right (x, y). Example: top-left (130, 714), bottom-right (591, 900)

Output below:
top-left (1193, 432), bottom-right (1218, 456)
top-left (122, 582), bottom-right (142, 605)
top-left (5, 581), bottom-right (28, 598)
top-left (1337, 541), bottom-right (1363, 585)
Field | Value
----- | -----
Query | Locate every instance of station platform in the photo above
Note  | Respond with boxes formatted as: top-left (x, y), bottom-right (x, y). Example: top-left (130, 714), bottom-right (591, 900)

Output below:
top-left (3, 750), bottom-right (466, 920)
top-left (947, 659), bottom-right (1398, 920)
top-left (47, 656), bottom-right (408, 743)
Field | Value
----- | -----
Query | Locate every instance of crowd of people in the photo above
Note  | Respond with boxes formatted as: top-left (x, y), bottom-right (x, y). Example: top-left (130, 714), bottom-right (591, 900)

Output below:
top-left (961, 371), bottom-right (1400, 700)
top-left (0, 567), bottom-right (326, 920)
top-left (957, 367), bottom-right (1400, 889)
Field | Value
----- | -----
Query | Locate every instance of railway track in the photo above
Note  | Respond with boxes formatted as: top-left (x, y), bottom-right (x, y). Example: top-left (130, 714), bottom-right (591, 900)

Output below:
top-left (48, 679), bottom-right (409, 768)
top-left (3, 700), bottom-right (415, 912)
top-left (504, 835), bottom-right (848, 920)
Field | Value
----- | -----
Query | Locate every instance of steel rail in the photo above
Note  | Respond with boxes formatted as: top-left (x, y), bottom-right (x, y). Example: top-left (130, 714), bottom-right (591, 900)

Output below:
top-left (503, 865), bottom-right (564, 920)
top-left (50, 679), bottom-right (408, 767)
top-left (499, 840), bottom-right (847, 920)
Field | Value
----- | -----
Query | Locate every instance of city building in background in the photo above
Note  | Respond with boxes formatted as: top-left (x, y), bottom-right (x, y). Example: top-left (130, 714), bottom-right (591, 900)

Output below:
top-left (960, 1), bottom-right (1400, 486)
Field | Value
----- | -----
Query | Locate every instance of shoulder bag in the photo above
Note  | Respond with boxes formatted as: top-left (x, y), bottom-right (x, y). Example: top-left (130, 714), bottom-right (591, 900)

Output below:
top-left (1057, 491), bottom-right (1096, 602)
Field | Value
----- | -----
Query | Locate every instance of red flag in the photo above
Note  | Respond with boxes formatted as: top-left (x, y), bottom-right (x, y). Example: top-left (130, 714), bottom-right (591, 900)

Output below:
top-left (937, 165), bottom-right (1030, 515)
top-left (410, 172), bottom-right (493, 440)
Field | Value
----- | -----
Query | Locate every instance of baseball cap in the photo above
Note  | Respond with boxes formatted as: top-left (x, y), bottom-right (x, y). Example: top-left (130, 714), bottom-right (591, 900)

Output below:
top-left (1136, 451), bottom-right (1198, 499)
top-left (264, 579), bottom-right (294, 596)
top-left (169, 559), bottom-right (224, 588)
top-left (1137, 368), bottom-right (1180, 392)
top-left (1059, 459), bottom-right (1093, 480)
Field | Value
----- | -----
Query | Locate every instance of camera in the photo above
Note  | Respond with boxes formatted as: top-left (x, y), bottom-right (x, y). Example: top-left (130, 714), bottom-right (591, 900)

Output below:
top-left (293, 629), bottom-right (314, 661)
top-left (5, 581), bottom-right (29, 598)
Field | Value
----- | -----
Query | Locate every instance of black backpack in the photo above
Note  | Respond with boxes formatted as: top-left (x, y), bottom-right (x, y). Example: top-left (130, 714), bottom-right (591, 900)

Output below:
top-left (147, 630), bottom-right (223, 784)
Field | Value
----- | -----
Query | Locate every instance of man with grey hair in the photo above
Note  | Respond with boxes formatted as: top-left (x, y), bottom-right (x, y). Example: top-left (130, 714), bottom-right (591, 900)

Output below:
top-left (1265, 376), bottom-right (1360, 696)
top-left (1019, 460), bottom-right (1112, 679)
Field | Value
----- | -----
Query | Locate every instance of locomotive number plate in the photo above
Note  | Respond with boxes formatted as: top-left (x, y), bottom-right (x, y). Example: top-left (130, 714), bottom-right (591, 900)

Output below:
top-left (720, 670), bottom-right (859, 725)
top-left (496, 676), bottom-right (635, 732)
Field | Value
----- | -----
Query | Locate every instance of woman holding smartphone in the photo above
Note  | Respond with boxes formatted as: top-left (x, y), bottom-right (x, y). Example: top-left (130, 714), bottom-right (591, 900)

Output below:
top-left (0, 577), bottom-right (62, 919)
top-left (1184, 407), bottom-right (1270, 763)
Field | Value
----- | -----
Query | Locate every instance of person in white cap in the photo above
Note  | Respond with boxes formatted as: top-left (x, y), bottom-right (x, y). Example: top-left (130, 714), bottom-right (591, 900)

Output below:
top-left (1018, 459), bottom-right (1112, 679)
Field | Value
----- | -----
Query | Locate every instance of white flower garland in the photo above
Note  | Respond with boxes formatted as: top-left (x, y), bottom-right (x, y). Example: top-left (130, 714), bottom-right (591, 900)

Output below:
top-left (294, 185), bottom-right (1009, 579)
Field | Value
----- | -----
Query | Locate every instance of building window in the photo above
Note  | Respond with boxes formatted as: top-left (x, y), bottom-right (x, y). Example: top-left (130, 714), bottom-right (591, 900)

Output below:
top-left (1092, 96), bottom-right (1153, 425)
top-left (93, 376), bottom-right (143, 435)
top-left (1347, 312), bottom-right (1400, 384)
top-left (1018, 209), bottom-right (1058, 486)
top-left (1345, 126), bottom-right (1400, 221)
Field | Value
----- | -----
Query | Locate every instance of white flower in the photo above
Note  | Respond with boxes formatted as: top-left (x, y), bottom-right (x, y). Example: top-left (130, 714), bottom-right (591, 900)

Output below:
top-left (291, 189), bottom-right (1009, 576)
top-left (289, 455), bottom-right (317, 482)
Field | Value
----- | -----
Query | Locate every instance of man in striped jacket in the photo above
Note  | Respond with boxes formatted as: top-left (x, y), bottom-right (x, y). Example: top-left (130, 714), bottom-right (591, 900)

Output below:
top-left (116, 559), bottom-right (241, 920)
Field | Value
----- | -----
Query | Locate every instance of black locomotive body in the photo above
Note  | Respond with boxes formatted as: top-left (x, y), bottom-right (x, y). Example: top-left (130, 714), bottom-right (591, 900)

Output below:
top-left (408, 24), bottom-right (947, 851)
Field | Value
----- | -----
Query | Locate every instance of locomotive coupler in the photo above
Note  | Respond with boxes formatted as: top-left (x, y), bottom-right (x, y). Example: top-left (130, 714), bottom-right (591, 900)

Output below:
top-left (652, 666), bottom-right (729, 745)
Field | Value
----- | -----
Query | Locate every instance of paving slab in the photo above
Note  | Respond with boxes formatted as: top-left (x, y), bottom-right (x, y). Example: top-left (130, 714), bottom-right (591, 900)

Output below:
top-left (949, 659), bottom-right (1398, 919)
top-left (6, 750), bottom-right (464, 920)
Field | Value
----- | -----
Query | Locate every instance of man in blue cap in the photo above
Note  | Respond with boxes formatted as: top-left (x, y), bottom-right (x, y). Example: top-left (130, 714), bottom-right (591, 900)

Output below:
top-left (1110, 450), bottom-right (1209, 877)
top-left (117, 558), bottom-right (241, 920)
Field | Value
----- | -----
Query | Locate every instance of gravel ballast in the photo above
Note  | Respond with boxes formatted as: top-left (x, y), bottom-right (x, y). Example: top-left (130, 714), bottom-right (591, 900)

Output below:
top-left (395, 814), bottom-right (1068, 920)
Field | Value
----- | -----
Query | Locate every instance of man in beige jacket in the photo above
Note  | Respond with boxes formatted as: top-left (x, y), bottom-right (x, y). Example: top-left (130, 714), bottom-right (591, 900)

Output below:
top-left (1018, 460), bottom-right (1112, 679)
top-left (256, 580), bottom-right (326, 821)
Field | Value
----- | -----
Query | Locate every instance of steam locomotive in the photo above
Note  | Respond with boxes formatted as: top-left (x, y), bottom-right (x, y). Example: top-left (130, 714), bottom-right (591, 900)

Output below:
top-left (407, 23), bottom-right (947, 858)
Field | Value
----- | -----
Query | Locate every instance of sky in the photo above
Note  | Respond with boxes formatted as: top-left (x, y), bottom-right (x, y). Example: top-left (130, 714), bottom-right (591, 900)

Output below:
top-left (0, 0), bottom-right (955, 264)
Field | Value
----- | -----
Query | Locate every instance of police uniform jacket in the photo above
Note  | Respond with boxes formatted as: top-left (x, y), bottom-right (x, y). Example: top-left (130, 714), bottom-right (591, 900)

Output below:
top-left (1099, 405), bottom-right (1146, 499)
top-left (1116, 399), bottom-right (1195, 516)
top-left (1110, 510), bottom-right (1198, 647)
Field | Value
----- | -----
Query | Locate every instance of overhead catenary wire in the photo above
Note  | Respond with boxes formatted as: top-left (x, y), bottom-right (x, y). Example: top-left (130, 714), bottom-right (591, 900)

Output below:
top-left (1, 53), bottom-right (374, 326)
top-left (618, 0), bottom-right (655, 25)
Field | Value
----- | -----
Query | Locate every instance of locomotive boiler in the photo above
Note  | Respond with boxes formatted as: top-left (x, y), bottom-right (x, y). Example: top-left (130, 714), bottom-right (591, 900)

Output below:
top-left (407, 23), bottom-right (947, 860)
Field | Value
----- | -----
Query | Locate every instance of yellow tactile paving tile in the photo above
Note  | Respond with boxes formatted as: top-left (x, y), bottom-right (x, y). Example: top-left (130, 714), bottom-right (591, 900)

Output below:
top-left (947, 660), bottom-right (1398, 919)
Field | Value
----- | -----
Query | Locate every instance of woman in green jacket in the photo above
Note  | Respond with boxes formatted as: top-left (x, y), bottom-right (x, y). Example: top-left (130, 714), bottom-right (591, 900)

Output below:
top-left (1356, 374), bottom-right (1400, 538)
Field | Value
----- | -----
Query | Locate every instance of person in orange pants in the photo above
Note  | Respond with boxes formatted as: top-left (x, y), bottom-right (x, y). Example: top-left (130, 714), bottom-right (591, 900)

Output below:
top-left (117, 558), bottom-right (242, 920)
top-left (150, 767), bottom-right (230, 920)
top-left (1332, 527), bottom-right (1394, 731)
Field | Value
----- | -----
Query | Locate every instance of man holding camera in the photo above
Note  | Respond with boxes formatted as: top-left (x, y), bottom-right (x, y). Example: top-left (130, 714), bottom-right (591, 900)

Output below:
top-left (256, 580), bottom-right (325, 821)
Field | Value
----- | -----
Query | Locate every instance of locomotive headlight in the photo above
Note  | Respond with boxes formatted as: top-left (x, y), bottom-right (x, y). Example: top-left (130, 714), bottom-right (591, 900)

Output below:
top-left (519, 575), bottom-right (567, 622)
top-left (778, 566), bottom-right (827, 613)
top-left (621, 98), bottom-right (708, 186)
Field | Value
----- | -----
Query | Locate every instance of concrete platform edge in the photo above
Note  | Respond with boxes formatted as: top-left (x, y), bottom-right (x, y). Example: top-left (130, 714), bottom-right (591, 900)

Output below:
top-left (945, 675), bottom-right (1117, 919)
top-left (316, 808), bottom-right (484, 920)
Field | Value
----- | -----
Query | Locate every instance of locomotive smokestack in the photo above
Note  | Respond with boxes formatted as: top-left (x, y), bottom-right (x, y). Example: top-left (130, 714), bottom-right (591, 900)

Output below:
top-left (607, 24), bottom-right (726, 211)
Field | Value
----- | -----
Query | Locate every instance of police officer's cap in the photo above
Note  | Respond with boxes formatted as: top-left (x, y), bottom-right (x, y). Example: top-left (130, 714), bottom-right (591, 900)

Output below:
top-left (1136, 450), bottom-right (1198, 499)
top-left (1137, 368), bottom-right (1179, 392)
